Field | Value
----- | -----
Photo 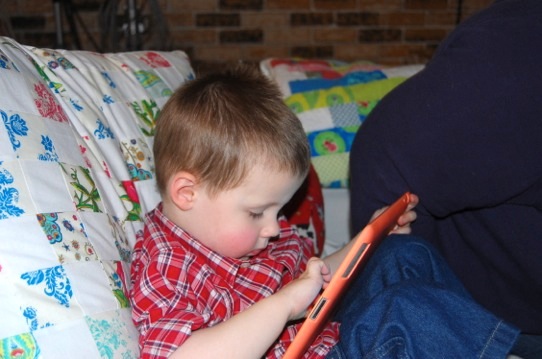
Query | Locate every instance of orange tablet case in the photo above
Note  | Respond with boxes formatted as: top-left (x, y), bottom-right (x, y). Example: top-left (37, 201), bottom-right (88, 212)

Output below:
top-left (283, 192), bottom-right (412, 359)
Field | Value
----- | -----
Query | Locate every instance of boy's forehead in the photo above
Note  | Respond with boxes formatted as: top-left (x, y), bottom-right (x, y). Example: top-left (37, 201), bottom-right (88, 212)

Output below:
top-left (240, 166), bottom-right (304, 198)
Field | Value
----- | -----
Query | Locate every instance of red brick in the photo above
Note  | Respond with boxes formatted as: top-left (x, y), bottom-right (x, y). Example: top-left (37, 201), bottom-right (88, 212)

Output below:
top-left (171, 29), bottom-right (217, 44)
top-left (425, 12), bottom-right (457, 26)
top-left (220, 0), bottom-right (263, 11)
top-left (10, 16), bottom-right (46, 30)
top-left (378, 43), bottom-right (417, 58)
top-left (314, 28), bottom-right (357, 43)
top-left (220, 29), bottom-right (263, 43)
top-left (71, 1), bottom-right (102, 12)
top-left (267, 0), bottom-right (310, 10)
top-left (3, 1), bottom-right (18, 14)
top-left (165, 13), bottom-right (194, 27)
top-left (196, 45), bottom-right (243, 61)
top-left (266, 28), bottom-right (311, 45)
top-left (359, 0), bottom-right (403, 12)
top-left (18, 0), bottom-right (53, 14)
top-left (336, 12), bottom-right (379, 26)
top-left (314, 0), bottom-right (356, 10)
top-left (169, 0), bottom-right (217, 11)
top-left (243, 45), bottom-right (289, 60)
top-left (359, 29), bottom-right (402, 43)
top-left (404, 28), bottom-right (448, 42)
top-left (291, 45), bottom-right (334, 58)
top-left (242, 13), bottom-right (288, 28)
top-left (405, 0), bottom-right (449, 10)
top-left (196, 14), bottom-right (240, 27)
top-left (290, 13), bottom-right (333, 26)
top-left (411, 44), bottom-right (438, 61)
top-left (385, 12), bottom-right (425, 26)
top-left (334, 44), bottom-right (380, 62)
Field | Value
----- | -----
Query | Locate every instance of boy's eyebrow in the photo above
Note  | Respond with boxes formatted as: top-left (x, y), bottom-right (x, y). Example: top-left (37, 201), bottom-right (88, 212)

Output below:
top-left (246, 199), bottom-right (285, 209)
top-left (247, 202), bottom-right (278, 209)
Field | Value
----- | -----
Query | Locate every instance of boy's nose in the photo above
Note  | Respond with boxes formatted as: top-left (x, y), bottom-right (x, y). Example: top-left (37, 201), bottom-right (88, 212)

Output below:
top-left (261, 220), bottom-right (280, 238)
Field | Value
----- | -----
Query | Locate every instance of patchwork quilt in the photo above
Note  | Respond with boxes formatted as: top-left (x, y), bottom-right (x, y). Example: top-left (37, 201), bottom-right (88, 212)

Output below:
top-left (0, 36), bottom-right (194, 358)
top-left (260, 58), bottom-right (424, 188)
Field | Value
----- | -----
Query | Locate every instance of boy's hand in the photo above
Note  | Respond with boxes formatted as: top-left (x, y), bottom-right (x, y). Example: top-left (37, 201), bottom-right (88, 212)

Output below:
top-left (370, 193), bottom-right (419, 235)
top-left (279, 257), bottom-right (331, 321)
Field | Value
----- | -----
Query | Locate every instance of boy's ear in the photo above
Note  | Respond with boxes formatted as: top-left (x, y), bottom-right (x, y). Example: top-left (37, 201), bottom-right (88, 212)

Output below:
top-left (168, 171), bottom-right (198, 211)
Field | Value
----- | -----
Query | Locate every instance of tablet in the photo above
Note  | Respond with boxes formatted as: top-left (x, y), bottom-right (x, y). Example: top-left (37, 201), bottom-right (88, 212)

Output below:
top-left (283, 192), bottom-right (412, 359)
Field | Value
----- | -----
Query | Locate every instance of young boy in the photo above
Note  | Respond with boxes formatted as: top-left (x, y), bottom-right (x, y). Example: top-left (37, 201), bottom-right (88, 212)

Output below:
top-left (130, 65), bottom-right (519, 359)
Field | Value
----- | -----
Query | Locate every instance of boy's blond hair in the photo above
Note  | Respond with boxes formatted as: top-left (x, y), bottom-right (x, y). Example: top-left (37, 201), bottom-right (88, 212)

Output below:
top-left (154, 64), bottom-right (311, 197)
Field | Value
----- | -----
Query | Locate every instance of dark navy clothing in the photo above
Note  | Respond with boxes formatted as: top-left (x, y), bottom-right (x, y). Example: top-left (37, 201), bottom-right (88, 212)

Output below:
top-left (350, 0), bottom-right (542, 334)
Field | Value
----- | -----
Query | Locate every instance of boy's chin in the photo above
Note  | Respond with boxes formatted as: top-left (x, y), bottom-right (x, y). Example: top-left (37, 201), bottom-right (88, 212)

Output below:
top-left (239, 248), bottom-right (265, 260)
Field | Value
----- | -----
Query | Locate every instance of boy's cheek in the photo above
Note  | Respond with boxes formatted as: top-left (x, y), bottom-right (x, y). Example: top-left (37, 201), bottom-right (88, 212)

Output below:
top-left (219, 229), bottom-right (260, 258)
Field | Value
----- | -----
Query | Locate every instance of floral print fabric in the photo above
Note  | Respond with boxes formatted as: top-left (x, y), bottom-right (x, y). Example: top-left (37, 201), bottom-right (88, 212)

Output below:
top-left (0, 36), bottom-right (194, 358)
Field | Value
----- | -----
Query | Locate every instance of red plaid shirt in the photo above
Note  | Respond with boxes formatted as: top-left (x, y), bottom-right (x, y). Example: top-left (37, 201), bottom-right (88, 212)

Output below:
top-left (130, 205), bottom-right (339, 359)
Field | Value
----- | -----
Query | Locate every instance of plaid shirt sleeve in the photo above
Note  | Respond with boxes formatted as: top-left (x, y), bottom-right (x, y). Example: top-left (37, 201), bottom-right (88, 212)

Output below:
top-left (130, 207), bottom-right (217, 359)
top-left (131, 244), bottom-right (202, 359)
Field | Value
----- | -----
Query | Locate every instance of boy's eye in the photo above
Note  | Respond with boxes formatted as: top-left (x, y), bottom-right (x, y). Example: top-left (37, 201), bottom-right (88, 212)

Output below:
top-left (249, 212), bottom-right (264, 219)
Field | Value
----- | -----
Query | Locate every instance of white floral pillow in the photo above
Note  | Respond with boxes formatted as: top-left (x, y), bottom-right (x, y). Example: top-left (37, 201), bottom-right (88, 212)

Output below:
top-left (0, 37), bottom-right (193, 358)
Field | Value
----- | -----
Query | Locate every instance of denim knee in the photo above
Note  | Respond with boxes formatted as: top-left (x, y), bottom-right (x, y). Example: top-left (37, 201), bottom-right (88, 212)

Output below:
top-left (375, 234), bottom-right (438, 264)
top-left (365, 234), bottom-right (470, 295)
top-left (334, 235), bottom-right (471, 323)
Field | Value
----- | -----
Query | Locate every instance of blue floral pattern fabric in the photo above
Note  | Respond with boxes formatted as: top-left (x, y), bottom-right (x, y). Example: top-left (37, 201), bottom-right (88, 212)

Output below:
top-left (0, 161), bottom-right (24, 218)
top-left (0, 36), bottom-right (194, 358)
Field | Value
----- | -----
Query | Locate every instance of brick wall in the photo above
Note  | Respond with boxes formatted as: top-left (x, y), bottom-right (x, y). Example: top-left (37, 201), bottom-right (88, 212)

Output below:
top-left (1, 0), bottom-right (493, 69)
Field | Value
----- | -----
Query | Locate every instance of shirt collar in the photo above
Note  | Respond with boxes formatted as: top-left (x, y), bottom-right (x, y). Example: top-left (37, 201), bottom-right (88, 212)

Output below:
top-left (151, 204), bottom-right (242, 282)
top-left (150, 204), bottom-right (298, 284)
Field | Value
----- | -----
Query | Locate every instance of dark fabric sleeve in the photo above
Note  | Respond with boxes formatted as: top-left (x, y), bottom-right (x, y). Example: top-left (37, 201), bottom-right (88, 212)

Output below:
top-left (349, 0), bottom-right (542, 333)
top-left (350, 4), bottom-right (542, 233)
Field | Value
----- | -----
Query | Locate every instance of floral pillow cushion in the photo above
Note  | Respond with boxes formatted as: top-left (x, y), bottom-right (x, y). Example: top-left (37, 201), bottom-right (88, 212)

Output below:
top-left (0, 37), bottom-right (194, 358)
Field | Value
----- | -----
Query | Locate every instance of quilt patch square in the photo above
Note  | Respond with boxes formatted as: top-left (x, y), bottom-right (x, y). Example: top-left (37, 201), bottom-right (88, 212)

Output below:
top-left (0, 215), bottom-right (59, 273)
top-left (3, 111), bottom-right (67, 164)
top-left (311, 152), bottom-right (350, 188)
top-left (59, 163), bottom-right (105, 213)
top-left (0, 122), bottom-right (15, 161)
top-left (0, 273), bottom-right (30, 338)
top-left (17, 264), bottom-right (84, 326)
top-left (129, 98), bottom-right (159, 138)
top-left (133, 69), bottom-right (173, 99)
top-left (0, 160), bottom-right (35, 219)
top-left (85, 308), bottom-right (139, 359)
top-left (0, 75), bottom-right (45, 119)
top-left (81, 212), bottom-right (128, 262)
top-left (297, 107), bottom-right (334, 133)
top-left (0, 332), bottom-right (40, 358)
top-left (32, 318), bottom-right (100, 359)
top-left (21, 160), bottom-right (76, 214)
top-left (134, 178), bottom-right (160, 215)
top-left (45, 119), bottom-right (85, 167)
top-left (36, 211), bottom-right (99, 264)
top-left (120, 137), bottom-right (154, 181)
top-left (63, 261), bottom-right (118, 314)
top-left (101, 260), bottom-right (131, 309)
top-left (329, 103), bottom-right (361, 128)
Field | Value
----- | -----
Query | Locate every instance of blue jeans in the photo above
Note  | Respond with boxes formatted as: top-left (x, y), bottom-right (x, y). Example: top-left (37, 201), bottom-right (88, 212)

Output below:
top-left (325, 235), bottom-right (519, 359)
